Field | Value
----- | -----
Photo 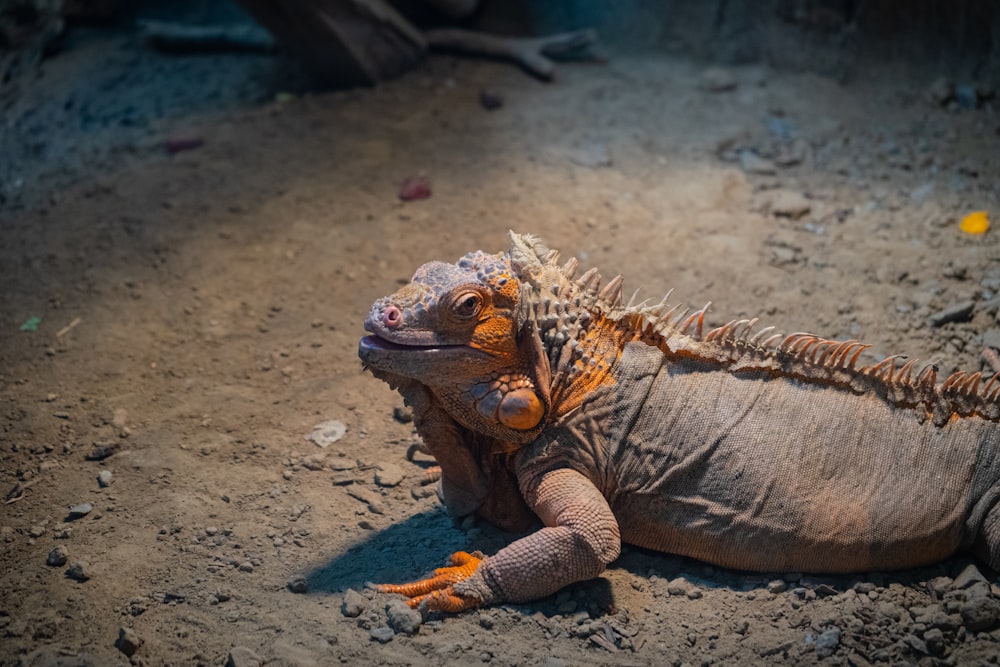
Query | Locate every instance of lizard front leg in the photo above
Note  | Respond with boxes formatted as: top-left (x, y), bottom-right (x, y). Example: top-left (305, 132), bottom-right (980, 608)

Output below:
top-left (376, 468), bottom-right (621, 611)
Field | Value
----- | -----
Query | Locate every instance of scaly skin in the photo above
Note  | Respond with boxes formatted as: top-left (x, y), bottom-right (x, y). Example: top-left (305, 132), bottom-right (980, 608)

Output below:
top-left (359, 232), bottom-right (1000, 612)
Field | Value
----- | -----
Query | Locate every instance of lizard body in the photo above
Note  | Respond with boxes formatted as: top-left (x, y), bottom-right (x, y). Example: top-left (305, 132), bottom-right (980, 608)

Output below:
top-left (358, 232), bottom-right (1000, 611)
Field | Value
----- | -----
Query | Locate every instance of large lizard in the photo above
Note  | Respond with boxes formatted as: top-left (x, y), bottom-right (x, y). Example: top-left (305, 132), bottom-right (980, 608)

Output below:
top-left (358, 231), bottom-right (1000, 612)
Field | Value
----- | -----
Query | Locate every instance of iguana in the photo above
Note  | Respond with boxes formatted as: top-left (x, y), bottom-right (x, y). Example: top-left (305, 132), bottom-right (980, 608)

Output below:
top-left (358, 231), bottom-right (1000, 613)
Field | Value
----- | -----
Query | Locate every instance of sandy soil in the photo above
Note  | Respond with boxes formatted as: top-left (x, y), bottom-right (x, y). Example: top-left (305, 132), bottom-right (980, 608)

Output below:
top-left (3, 31), bottom-right (1000, 667)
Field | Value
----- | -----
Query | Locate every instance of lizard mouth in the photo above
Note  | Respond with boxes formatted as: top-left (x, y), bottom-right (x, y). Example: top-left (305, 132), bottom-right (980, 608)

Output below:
top-left (358, 335), bottom-right (490, 368)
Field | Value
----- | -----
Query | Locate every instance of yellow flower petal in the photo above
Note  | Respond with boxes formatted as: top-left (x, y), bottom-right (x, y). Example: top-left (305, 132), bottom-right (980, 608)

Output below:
top-left (960, 211), bottom-right (990, 235)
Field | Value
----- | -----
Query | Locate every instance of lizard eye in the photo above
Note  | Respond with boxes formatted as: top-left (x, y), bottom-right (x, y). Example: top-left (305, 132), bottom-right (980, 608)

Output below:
top-left (453, 292), bottom-right (482, 319)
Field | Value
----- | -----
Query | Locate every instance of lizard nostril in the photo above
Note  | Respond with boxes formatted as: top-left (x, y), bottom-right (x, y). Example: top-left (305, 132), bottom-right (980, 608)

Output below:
top-left (383, 305), bottom-right (402, 328)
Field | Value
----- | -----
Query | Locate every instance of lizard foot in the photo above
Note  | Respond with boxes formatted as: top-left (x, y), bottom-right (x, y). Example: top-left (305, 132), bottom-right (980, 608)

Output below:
top-left (373, 550), bottom-right (482, 611)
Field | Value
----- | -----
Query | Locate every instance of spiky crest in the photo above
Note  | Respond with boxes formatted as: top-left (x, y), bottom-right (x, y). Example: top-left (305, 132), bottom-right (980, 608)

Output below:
top-left (506, 231), bottom-right (1000, 427)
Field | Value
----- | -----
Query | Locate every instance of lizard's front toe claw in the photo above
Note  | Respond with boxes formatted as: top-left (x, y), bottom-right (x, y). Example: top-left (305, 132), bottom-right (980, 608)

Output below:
top-left (373, 551), bottom-right (483, 612)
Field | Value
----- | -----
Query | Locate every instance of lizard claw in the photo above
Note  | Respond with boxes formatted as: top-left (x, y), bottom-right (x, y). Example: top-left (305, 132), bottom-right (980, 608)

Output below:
top-left (373, 551), bottom-right (483, 611)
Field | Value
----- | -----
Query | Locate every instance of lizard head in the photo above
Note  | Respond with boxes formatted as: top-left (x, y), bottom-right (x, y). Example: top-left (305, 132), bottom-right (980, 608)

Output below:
top-left (360, 247), bottom-right (550, 441)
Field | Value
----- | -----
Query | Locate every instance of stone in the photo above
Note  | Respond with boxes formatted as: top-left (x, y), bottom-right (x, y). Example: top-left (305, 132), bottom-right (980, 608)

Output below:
top-left (67, 503), bottom-right (93, 520)
top-left (699, 67), bottom-right (737, 92)
top-left (951, 563), bottom-right (988, 590)
top-left (923, 627), bottom-right (945, 655)
top-left (369, 625), bottom-right (394, 643)
top-left (568, 143), bottom-right (612, 169)
top-left (286, 575), bottom-right (308, 594)
top-left (767, 579), bottom-right (788, 594)
top-left (666, 577), bottom-right (691, 596)
top-left (66, 561), bottom-right (91, 582)
top-left (374, 462), bottom-right (405, 488)
top-left (926, 77), bottom-right (954, 106)
top-left (739, 150), bottom-right (776, 175)
top-left (115, 626), bottom-right (142, 657)
top-left (386, 600), bottom-right (422, 635)
top-left (960, 597), bottom-right (1000, 632)
top-left (955, 84), bottom-right (978, 109)
top-left (930, 301), bottom-right (975, 327)
top-left (97, 470), bottom-right (112, 487)
top-left (307, 420), bottom-right (346, 448)
top-left (815, 627), bottom-right (841, 658)
top-left (767, 189), bottom-right (812, 219)
top-left (226, 646), bottom-right (263, 667)
top-left (46, 545), bottom-right (68, 567)
top-left (341, 588), bottom-right (366, 617)
top-left (392, 406), bottom-right (413, 423)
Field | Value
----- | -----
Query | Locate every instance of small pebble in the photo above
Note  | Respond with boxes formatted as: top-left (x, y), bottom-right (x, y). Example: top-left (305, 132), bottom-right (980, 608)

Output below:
top-left (97, 470), bottom-right (113, 487)
top-left (930, 301), bottom-right (975, 327)
top-left (815, 627), bottom-right (841, 658)
top-left (67, 503), bottom-right (93, 520)
top-left (386, 600), bottom-right (422, 635)
top-left (960, 596), bottom-right (1000, 632)
top-left (66, 561), bottom-right (91, 582)
top-left (342, 588), bottom-right (366, 617)
top-left (392, 406), bottom-right (413, 423)
top-left (739, 150), bottom-right (776, 175)
top-left (699, 66), bottom-right (737, 92)
top-left (307, 420), bottom-right (347, 448)
top-left (767, 190), bottom-right (812, 219)
top-left (287, 575), bottom-right (308, 594)
top-left (115, 627), bottom-right (142, 657)
top-left (478, 88), bottom-right (504, 110)
top-left (370, 625), bottom-right (394, 643)
top-left (374, 462), bottom-right (405, 488)
top-left (46, 545), bottom-right (68, 567)
top-left (766, 580), bottom-right (788, 594)
top-left (226, 646), bottom-right (263, 667)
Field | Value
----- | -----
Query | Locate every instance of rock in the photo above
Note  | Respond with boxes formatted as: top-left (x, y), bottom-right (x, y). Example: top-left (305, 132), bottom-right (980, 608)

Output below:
top-left (306, 420), bottom-right (347, 448)
top-left (739, 150), bottom-right (776, 175)
top-left (369, 625), bottom-right (394, 643)
top-left (815, 627), bottom-right (841, 658)
top-left (955, 84), bottom-right (978, 109)
top-left (386, 600), bottom-right (422, 635)
top-left (66, 561), bottom-right (90, 582)
top-left (67, 503), bottom-right (93, 520)
top-left (568, 143), bottom-right (612, 169)
top-left (46, 545), bottom-right (68, 567)
top-left (666, 577), bottom-right (691, 596)
top-left (115, 627), bottom-right (142, 657)
top-left (923, 627), bottom-right (945, 655)
top-left (478, 88), bottom-right (504, 111)
top-left (341, 588), bottom-right (366, 617)
top-left (767, 579), bottom-right (788, 594)
top-left (959, 596), bottom-right (1000, 632)
top-left (392, 406), bottom-right (413, 423)
top-left (97, 470), bottom-right (112, 487)
top-left (374, 462), bottom-right (405, 488)
top-left (767, 190), bottom-right (812, 219)
top-left (926, 77), bottom-right (954, 106)
top-left (301, 453), bottom-right (326, 471)
top-left (226, 646), bottom-right (263, 667)
top-left (686, 587), bottom-right (703, 600)
top-left (286, 575), bottom-right (308, 594)
top-left (982, 328), bottom-right (1000, 350)
top-left (930, 301), bottom-right (975, 327)
top-left (927, 576), bottom-right (952, 596)
top-left (951, 563), bottom-right (988, 590)
top-left (699, 67), bottom-right (737, 92)
top-left (902, 633), bottom-right (927, 654)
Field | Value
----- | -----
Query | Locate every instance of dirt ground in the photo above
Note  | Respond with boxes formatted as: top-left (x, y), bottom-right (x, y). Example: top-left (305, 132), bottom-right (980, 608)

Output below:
top-left (3, 22), bottom-right (1000, 667)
